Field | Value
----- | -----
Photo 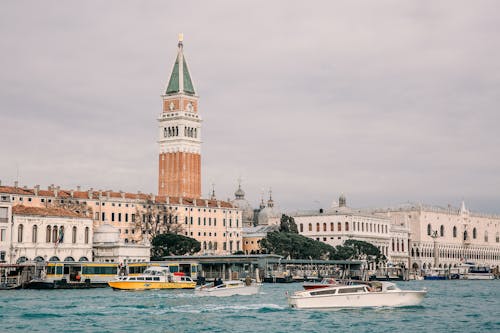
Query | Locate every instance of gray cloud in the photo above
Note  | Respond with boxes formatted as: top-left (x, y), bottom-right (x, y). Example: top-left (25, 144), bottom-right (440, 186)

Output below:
top-left (1, 1), bottom-right (499, 214)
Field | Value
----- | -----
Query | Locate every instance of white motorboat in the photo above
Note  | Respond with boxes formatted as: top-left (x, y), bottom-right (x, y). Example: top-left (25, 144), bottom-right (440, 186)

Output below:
top-left (459, 264), bottom-right (495, 280)
top-left (194, 279), bottom-right (262, 297)
top-left (288, 282), bottom-right (427, 309)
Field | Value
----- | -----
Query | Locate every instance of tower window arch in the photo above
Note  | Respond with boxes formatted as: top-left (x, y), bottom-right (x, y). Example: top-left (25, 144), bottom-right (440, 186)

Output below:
top-left (453, 226), bottom-right (457, 238)
top-left (472, 228), bottom-right (477, 239)
top-left (427, 224), bottom-right (431, 236)
top-left (464, 230), bottom-right (468, 241)
top-left (440, 225), bottom-right (444, 237)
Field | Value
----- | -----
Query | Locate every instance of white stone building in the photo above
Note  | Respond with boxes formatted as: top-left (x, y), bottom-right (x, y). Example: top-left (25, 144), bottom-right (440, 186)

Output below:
top-left (92, 224), bottom-right (150, 263)
top-left (0, 195), bottom-right (12, 263)
top-left (10, 205), bottom-right (93, 264)
top-left (292, 195), bottom-right (394, 260)
top-left (375, 202), bottom-right (500, 270)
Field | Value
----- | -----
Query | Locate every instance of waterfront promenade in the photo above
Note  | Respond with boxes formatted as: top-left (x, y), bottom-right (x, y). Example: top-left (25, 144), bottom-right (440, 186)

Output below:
top-left (1, 280), bottom-right (498, 332)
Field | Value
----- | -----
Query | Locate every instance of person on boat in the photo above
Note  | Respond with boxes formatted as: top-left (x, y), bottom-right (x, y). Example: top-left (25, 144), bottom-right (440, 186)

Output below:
top-left (214, 277), bottom-right (223, 286)
top-left (245, 276), bottom-right (252, 286)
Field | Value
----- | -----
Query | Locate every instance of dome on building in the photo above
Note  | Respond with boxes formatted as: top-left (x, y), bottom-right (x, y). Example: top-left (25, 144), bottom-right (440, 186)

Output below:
top-left (257, 206), bottom-right (281, 225)
top-left (231, 183), bottom-right (254, 227)
top-left (257, 190), bottom-right (281, 225)
top-left (93, 223), bottom-right (120, 244)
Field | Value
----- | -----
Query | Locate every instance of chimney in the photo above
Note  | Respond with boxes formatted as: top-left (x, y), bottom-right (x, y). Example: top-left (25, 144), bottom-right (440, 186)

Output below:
top-left (151, 194), bottom-right (156, 203)
top-left (205, 199), bottom-right (208, 207)
top-left (70, 190), bottom-right (74, 197)
top-left (179, 196), bottom-right (183, 205)
top-left (54, 186), bottom-right (59, 197)
top-left (49, 184), bottom-right (54, 191)
top-left (166, 196), bottom-right (170, 204)
top-left (88, 188), bottom-right (93, 199)
top-left (0, 180), bottom-right (2, 186)
top-left (34, 185), bottom-right (40, 196)
top-left (193, 199), bottom-right (197, 207)
top-left (23, 185), bottom-right (27, 189)
top-left (76, 185), bottom-right (81, 191)
top-left (106, 191), bottom-right (110, 199)
top-left (120, 191), bottom-right (125, 199)
top-left (217, 200), bottom-right (221, 208)
top-left (14, 181), bottom-right (19, 188)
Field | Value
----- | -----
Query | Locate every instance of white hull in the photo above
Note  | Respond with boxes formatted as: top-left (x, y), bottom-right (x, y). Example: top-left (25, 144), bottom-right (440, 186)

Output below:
top-left (288, 290), bottom-right (426, 309)
top-left (195, 284), bottom-right (261, 297)
top-left (460, 274), bottom-right (494, 280)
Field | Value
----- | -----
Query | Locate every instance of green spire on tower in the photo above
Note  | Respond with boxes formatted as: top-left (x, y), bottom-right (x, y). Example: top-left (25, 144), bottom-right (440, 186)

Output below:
top-left (165, 34), bottom-right (196, 95)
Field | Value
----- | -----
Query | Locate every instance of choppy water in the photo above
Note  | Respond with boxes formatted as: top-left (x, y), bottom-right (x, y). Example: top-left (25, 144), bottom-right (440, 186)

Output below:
top-left (1, 281), bottom-right (499, 332)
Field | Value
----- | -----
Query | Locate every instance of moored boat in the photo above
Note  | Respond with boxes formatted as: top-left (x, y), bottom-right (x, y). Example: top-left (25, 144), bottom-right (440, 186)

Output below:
top-left (108, 266), bottom-right (196, 290)
top-left (288, 282), bottom-right (427, 309)
top-left (459, 264), bottom-right (494, 280)
top-left (194, 278), bottom-right (261, 297)
top-left (303, 278), bottom-right (338, 290)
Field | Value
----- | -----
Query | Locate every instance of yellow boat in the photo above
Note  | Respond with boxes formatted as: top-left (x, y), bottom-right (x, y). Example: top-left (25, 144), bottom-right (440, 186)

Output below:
top-left (108, 266), bottom-right (196, 290)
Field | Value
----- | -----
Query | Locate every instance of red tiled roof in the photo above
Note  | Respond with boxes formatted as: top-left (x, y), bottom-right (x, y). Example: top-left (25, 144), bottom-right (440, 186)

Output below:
top-left (12, 205), bottom-right (88, 218)
top-left (0, 185), bottom-right (235, 208)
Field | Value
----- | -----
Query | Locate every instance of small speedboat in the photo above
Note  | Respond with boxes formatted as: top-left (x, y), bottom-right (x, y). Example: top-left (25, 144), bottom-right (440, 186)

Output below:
top-left (108, 266), bottom-right (196, 290)
top-left (288, 282), bottom-right (427, 309)
top-left (303, 278), bottom-right (339, 290)
top-left (195, 279), bottom-right (261, 297)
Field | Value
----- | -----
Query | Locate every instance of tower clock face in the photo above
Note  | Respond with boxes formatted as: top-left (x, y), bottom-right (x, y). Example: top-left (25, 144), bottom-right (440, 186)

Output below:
top-left (169, 102), bottom-right (175, 111)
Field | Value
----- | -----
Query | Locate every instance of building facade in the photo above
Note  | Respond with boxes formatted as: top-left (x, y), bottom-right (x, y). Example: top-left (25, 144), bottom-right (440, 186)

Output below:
top-left (0, 195), bottom-right (12, 262)
top-left (9, 205), bottom-right (93, 264)
top-left (0, 184), bottom-right (243, 256)
top-left (158, 35), bottom-right (202, 198)
top-left (292, 196), bottom-right (397, 263)
top-left (375, 202), bottom-right (500, 269)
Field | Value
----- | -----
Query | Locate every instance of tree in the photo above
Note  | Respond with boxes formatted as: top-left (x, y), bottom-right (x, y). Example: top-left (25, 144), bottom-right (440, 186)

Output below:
top-left (151, 233), bottom-right (201, 260)
top-left (279, 214), bottom-right (298, 233)
top-left (260, 232), bottom-right (335, 259)
top-left (332, 240), bottom-right (386, 263)
top-left (135, 200), bottom-right (184, 242)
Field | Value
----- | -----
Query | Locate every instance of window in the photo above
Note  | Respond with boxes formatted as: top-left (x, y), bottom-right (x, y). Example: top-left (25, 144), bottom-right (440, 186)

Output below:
top-left (323, 223), bottom-right (327, 232)
top-left (345, 222), bottom-right (349, 232)
top-left (32, 225), bottom-right (38, 243)
top-left (0, 207), bottom-right (8, 222)
top-left (427, 224), bottom-right (431, 236)
top-left (46, 226), bottom-right (51, 243)
top-left (453, 226), bottom-right (457, 238)
top-left (102, 212), bottom-right (106, 221)
top-left (338, 222), bottom-right (342, 232)
top-left (111, 213), bottom-right (115, 222)
top-left (473, 228), bottom-right (477, 239)
top-left (308, 223), bottom-right (312, 232)
top-left (18, 224), bottom-right (23, 242)
top-left (300, 224), bottom-right (303, 232)
top-left (484, 231), bottom-right (488, 243)
top-left (330, 222), bottom-right (334, 231)
top-left (118, 213), bottom-right (122, 222)
top-left (316, 223), bottom-right (320, 232)
top-left (72, 226), bottom-right (77, 244)
top-left (85, 227), bottom-right (89, 244)
top-left (440, 225), bottom-right (444, 237)
top-left (0, 229), bottom-right (5, 242)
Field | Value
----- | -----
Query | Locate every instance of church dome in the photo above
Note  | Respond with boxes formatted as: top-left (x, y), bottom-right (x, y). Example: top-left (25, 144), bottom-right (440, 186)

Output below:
top-left (231, 184), bottom-right (254, 226)
top-left (258, 206), bottom-right (281, 225)
top-left (93, 223), bottom-right (120, 244)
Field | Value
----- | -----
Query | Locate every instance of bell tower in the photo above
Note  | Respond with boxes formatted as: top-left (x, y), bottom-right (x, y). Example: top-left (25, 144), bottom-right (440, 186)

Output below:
top-left (158, 34), bottom-right (202, 198)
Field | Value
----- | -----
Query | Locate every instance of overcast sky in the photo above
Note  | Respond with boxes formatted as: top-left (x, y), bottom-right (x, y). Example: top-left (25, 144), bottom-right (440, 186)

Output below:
top-left (1, 1), bottom-right (499, 213)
